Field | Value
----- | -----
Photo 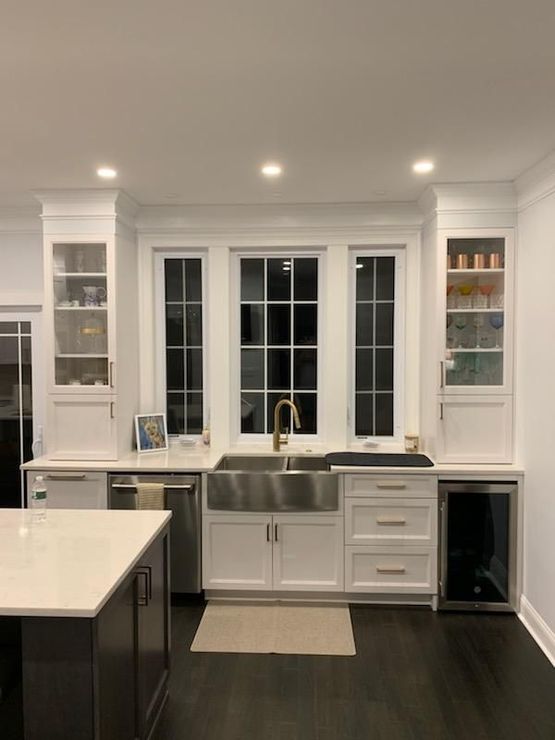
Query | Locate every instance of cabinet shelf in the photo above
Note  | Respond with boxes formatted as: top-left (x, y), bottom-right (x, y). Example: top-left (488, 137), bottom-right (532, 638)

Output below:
top-left (447, 269), bottom-right (504, 276)
top-left (55, 306), bottom-right (107, 311)
top-left (54, 272), bottom-right (107, 278)
top-left (55, 353), bottom-right (109, 359)
top-left (447, 348), bottom-right (503, 353)
top-left (447, 308), bottom-right (503, 313)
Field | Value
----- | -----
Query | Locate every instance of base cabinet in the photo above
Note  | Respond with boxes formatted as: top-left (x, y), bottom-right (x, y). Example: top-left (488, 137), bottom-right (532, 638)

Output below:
top-left (21, 527), bottom-right (170, 740)
top-left (345, 546), bottom-right (436, 594)
top-left (203, 514), bottom-right (344, 592)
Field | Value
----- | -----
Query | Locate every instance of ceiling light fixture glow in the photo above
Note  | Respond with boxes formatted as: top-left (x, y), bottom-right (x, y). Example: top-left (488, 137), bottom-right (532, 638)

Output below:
top-left (412, 160), bottom-right (434, 174)
top-left (261, 163), bottom-right (282, 177)
top-left (96, 166), bottom-right (117, 179)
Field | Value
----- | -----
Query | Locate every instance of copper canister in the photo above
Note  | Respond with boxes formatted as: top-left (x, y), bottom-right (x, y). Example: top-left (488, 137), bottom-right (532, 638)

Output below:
top-left (473, 253), bottom-right (486, 269)
top-left (489, 253), bottom-right (501, 269)
top-left (456, 254), bottom-right (469, 269)
top-left (447, 254), bottom-right (453, 270)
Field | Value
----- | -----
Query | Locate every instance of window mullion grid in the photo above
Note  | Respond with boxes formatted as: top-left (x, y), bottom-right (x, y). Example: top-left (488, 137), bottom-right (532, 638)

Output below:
top-left (182, 259), bottom-right (188, 434)
top-left (289, 258), bottom-right (294, 434)
top-left (372, 257), bottom-right (377, 436)
top-left (17, 322), bottom-right (25, 506)
top-left (263, 258), bottom-right (268, 433)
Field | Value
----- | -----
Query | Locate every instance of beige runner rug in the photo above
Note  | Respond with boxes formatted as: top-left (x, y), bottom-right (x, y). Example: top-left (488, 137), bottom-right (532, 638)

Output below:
top-left (190, 601), bottom-right (356, 656)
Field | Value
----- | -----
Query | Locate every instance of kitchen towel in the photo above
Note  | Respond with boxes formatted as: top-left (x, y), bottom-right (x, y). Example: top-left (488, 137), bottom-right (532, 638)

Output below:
top-left (190, 601), bottom-right (356, 656)
top-left (135, 482), bottom-right (165, 510)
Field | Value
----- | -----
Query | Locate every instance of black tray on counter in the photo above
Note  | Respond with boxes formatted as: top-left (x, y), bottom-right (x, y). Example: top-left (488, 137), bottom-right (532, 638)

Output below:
top-left (324, 452), bottom-right (434, 467)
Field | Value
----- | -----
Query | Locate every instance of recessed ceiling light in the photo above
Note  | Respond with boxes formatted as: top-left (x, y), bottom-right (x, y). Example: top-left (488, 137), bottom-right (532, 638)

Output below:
top-left (96, 166), bottom-right (117, 179)
top-left (261, 163), bottom-right (282, 177)
top-left (413, 160), bottom-right (434, 174)
top-left (356, 263), bottom-right (363, 269)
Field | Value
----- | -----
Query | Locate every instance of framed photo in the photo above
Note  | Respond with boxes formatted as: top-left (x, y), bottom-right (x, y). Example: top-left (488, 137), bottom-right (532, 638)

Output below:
top-left (135, 413), bottom-right (168, 453)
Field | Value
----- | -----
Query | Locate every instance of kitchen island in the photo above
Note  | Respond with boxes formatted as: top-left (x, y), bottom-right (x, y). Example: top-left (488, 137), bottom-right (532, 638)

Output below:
top-left (0, 508), bottom-right (171, 740)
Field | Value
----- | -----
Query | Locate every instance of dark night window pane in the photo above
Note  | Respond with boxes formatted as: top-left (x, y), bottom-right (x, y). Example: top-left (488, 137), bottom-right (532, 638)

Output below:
top-left (165, 259), bottom-right (183, 302)
top-left (186, 393), bottom-right (203, 433)
top-left (293, 393), bottom-right (317, 434)
top-left (267, 349), bottom-right (290, 389)
top-left (356, 258), bottom-right (374, 301)
top-left (241, 349), bottom-right (264, 389)
top-left (267, 304), bottom-right (290, 345)
top-left (376, 257), bottom-right (395, 300)
top-left (355, 393), bottom-right (373, 436)
top-left (186, 349), bottom-right (203, 391)
top-left (241, 305), bottom-right (264, 345)
top-left (267, 392), bottom-right (291, 433)
top-left (294, 258), bottom-right (318, 301)
top-left (294, 304), bottom-right (317, 345)
top-left (241, 393), bottom-right (264, 433)
top-left (294, 349), bottom-right (317, 390)
top-left (185, 305), bottom-right (203, 346)
top-left (267, 258), bottom-right (291, 300)
top-left (166, 349), bottom-right (184, 391)
top-left (356, 349), bottom-right (373, 392)
top-left (375, 348), bottom-right (393, 391)
top-left (166, 305), bottom-right (184, 346)
top-left (241, 259), bottom-right (264, 301)
top-left (375, 393), bottom-right (394, 435)
top-left (185, 259), bottom-right (202, 301)
top-left (375, 303), bottom-right (394, 345)
top-left (20, 322), bottom-right (31, 334)
top-left (0, 322), bottom-right (19, 335)
top-left (167, 392), bottom-right (185, 434)
top-left (356, 304), bottom-right (373, 345)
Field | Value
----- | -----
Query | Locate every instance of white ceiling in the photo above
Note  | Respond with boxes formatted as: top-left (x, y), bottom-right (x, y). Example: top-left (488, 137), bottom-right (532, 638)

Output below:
top-left (2, 0), bottom-right (555, 207)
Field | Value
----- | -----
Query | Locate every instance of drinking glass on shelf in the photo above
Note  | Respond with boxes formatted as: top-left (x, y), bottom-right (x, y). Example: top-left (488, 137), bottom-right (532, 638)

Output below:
top-left (447, 284), bottom-right (456, 309)
top-left (479, 284), bottom-right (494, 307)
top-left (446, 315), bottom-right (454, 348)
top-left (490, 291), bottom-right (504, 309)
top-left (457, 284), bottom-right (473, 309)
top-left (454, 315), bottom-right (467, 347)
top-left (489, 313), bottom-right (504, 348)
top-left (472, 314), bottom-right (484, 348)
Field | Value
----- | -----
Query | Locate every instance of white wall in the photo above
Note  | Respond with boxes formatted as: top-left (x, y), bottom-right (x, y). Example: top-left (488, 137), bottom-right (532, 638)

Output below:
top-left (516, 185), bottom-right (555, 646)
top-left (0, 225), bottom-right (43, 307)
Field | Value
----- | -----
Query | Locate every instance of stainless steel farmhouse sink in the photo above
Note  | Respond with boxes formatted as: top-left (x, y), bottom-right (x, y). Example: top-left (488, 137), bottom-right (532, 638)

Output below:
top-left (207, 455), bottom-right (337, 512)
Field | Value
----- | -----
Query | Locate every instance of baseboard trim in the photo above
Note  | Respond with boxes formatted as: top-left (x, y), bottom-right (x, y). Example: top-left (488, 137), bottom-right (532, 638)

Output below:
top-left (519, 595), bottom-right (555, 667)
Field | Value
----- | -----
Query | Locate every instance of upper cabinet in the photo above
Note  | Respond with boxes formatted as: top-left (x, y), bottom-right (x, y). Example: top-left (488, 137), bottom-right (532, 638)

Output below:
top-left (37, 191), bottom-right (139, 460)
top-left (442, 232), bottom-right (514, 396)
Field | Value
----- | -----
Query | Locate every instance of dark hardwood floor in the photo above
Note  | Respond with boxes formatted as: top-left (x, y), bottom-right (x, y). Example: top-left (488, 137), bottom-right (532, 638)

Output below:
top-left (152, 603), bottom-right (555, 740)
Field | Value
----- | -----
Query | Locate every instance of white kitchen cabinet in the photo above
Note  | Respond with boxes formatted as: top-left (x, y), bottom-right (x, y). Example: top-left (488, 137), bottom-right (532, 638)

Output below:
top-left (203, 513), bottom-right (344, 593)
top-left (345, 497), bottom-right (436, 547)
top-left (38, 192), bottom-right (139, 461)
top-left (26, 470), bottom-right (108, 509)
top-left (272, 515), bottom-right (343, 592)
top-left (436, 395), bottom-right (513, 463)
top-left (345, 546), bottom-right (436, 594)
top-left (202, 515), bottom-right (273, 590)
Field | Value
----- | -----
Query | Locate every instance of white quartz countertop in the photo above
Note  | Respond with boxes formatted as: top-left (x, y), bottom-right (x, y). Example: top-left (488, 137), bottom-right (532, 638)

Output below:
top-left (21, 444), bottom-right (524, 475)
top-left (0, 509), bottom-right (171, 618)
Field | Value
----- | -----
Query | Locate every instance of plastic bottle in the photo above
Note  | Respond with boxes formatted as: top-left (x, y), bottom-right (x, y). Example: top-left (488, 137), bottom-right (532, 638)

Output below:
top-left (201, 425), bottom-right (210, 446)
top-left (30, 475), bottom-right (47, 522)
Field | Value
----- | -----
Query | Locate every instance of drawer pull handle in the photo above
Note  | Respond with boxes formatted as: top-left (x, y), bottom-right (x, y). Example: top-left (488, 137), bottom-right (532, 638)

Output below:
top-left (376, 517), bottom-right (407, 525)
top-left (45, 474), bottom-right (87, 481)
top-left (376, 481), bottom-right (407, 490)
top-left (376, 566), bottom-right (406, 574)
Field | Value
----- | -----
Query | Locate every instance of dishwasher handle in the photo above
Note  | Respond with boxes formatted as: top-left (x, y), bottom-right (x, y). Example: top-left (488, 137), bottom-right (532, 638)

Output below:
top-left (111, 483), bottom-right (195, 491)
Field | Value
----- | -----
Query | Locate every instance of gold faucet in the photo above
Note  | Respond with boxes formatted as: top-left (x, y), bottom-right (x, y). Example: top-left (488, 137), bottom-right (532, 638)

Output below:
top-left (273, 399), bottom-right (301, 452)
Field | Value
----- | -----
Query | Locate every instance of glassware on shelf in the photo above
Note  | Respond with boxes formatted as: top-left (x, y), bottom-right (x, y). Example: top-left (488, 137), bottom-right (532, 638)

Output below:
top-left (489, 313), bottom-right (504, 348)
top-left (472, 315), bottom-right (484, 348)
top-left (457, 284), bottom-right (474, 309)
top-left (490, 291), bottom-right (504, 309)
top-left (447, 284), bottom-right (456, 309)
top-left (446, 315), bottom-right (454, 348)
top-left (454, 315), bottom-right (467, 347)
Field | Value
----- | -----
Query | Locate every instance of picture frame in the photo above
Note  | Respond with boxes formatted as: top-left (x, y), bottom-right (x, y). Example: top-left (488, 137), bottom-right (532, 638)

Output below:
top-left (134, 413), bottom-right (169, 453)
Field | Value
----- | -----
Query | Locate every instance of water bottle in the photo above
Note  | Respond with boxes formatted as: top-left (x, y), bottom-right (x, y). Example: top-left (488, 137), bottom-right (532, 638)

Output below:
top-left (30, 475), bottom-right (47, 522)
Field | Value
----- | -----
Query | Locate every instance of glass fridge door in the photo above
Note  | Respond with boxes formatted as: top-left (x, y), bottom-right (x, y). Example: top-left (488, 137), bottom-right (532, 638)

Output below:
top-left (52, 243), bottom-right (109, 388)
top-left (439, 482), bottom-right (517, 610)
top-left (445, 237), bottom-right (505, 388)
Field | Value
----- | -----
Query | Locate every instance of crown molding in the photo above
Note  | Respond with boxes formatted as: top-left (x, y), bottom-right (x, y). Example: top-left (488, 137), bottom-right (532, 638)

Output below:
top-left (418, 183), bottom-right (516, 228)
top-left (515, 149), bottom-right (555, 212)
top-left (33, 189), bottom-right (139, 231)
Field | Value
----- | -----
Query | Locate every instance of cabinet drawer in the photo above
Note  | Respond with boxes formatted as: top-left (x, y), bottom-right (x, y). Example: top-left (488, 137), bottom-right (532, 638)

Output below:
top-left (345, 546), bottom-right (436, 594)
top-left (344, 474), bottom-right (437, 498)
top-left (345, 498), bottom-right (437, 546)
top-left (26, 470), bottom-right (108, 509)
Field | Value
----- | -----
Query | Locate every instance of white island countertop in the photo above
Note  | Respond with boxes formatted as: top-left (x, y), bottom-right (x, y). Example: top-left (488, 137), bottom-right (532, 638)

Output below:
top-left (0, 508), bottom-right (171, 618)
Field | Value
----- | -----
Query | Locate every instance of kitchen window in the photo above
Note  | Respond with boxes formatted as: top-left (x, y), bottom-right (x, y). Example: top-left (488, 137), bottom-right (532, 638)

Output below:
top-left (162, 257), bottom-right (205, 435)
top-left (352, 250), bottom-right (404, 440)
top-left (239, 255), bottom-right (320, 436)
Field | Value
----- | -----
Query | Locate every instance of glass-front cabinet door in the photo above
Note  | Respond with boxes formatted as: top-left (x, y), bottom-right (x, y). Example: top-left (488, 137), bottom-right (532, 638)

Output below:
top-left (50, 242), bottom-right (112, 391)
top-left (442, 233), bottom-right (512, 394)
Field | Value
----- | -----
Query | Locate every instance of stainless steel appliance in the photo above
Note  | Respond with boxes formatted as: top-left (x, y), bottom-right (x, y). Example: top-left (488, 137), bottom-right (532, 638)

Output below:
top-left (438, 481), bottom-right (517, 611)
top-left (108, 474), bottom-right (201, 593)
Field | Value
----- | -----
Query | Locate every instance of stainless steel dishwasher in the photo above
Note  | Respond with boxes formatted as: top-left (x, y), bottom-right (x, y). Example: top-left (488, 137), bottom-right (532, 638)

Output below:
top-left (108, 473), bottom-right (201, 593)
